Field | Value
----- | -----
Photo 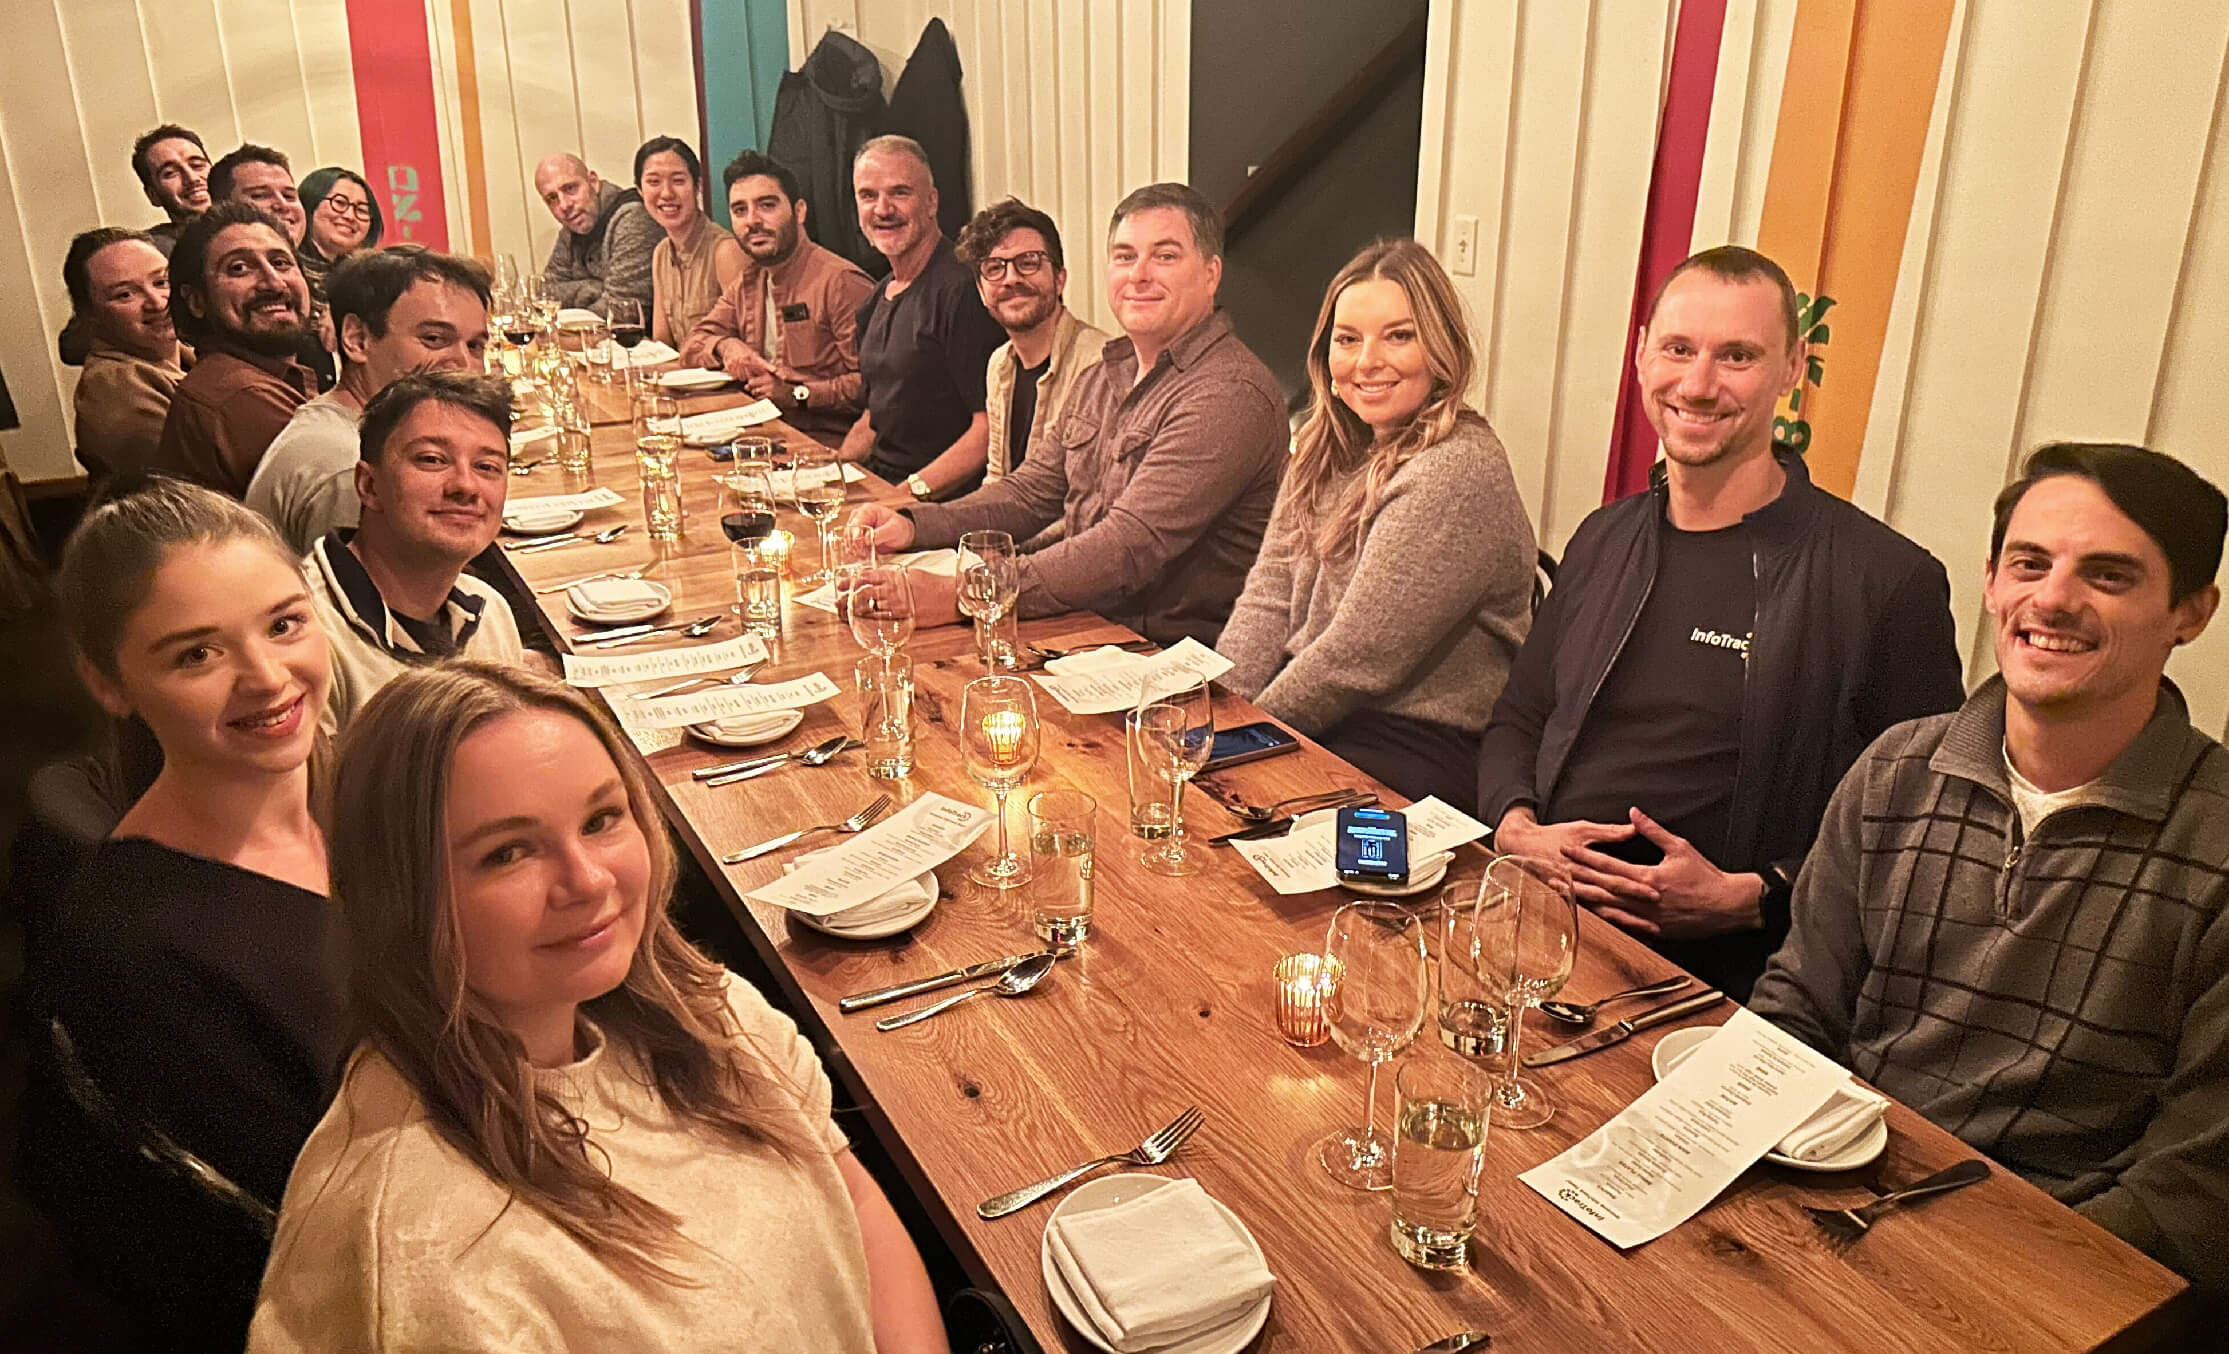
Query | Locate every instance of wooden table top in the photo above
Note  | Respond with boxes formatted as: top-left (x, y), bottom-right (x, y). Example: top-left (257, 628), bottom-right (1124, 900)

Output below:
top-left (490, 375), bottom-right (2190, 1353)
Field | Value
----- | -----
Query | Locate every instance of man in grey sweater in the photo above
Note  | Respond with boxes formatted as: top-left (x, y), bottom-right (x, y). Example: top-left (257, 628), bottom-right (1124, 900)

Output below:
top-left (535, 154), bottom-right (657, 314)
top-left (1752, 442), bottom-right (2229, 1295)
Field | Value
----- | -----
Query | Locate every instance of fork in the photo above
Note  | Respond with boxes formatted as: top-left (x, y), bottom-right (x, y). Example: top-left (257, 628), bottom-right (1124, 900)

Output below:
top-left (1026, 638), bottom-right (1157, 661)
top-left (976, 1106), bottom-right (1206, 1219)
top-left (1803, 1159), bottom-right (1989, 1245)
top-left (721, 793), bottom-right (893, 864)
top-left (628, 660), bottom-right (766, 700)
top-left (1210, 786), bottom-right (1372, 823)
top-left (533, 568), bottom-right (645, 595)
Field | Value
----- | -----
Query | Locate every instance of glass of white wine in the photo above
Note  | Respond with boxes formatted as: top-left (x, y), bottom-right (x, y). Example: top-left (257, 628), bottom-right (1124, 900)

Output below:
top-left (791, 444), bottom-right (846, 585)
top-left (1318, 900), bottom-right (1429, 1190)
top-left (633, 389), bottom-right (684, 541)
top-left (1469, 854), bottom-right (1578, 1130)
top-left (960, 675), bottom-right (1039, 890)
top-left (1133, 673), bottom-right (1213, 876)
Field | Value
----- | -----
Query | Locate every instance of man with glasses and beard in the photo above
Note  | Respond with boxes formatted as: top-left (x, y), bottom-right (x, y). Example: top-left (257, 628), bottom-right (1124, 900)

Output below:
top-left (955, 198), bottom-right (1107, 496)
top-left (152, 202), bottom-right (317, 497)
top-left (680, 150), bottom-right (873, 448)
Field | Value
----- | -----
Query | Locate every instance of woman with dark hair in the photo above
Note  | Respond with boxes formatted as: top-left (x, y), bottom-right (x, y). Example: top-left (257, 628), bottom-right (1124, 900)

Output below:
top-left (636, 134), bottom-right (744, 347)
top-left (249, 663), bottom-right (948, 1352)
top-left (296, 167), bottom-right (385, 296)
top-left (1218, 238), bottom-right (1536, 812)
top-left (21, 477), bottom-right (342, 1350)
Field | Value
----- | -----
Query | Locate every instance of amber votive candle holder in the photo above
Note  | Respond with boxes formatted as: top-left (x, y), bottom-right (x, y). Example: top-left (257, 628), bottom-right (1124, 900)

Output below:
top-left (1274, 954), bottom-right (1342, 1047)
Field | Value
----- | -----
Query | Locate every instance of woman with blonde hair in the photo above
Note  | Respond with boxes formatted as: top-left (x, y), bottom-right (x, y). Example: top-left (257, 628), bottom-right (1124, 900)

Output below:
top-left (22, 477), bottom-right (341, 1349)
top-left (1219, 238), bottom-right (1535, 812)
top-left (249, 662), bottom-right (947, 1352)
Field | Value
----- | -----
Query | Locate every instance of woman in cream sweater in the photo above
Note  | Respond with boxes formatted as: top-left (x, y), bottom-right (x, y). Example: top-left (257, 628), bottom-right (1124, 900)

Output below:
top-left (1218, 239), bottom-right (1535, 812)
top-left (249, 663), bottom-right (947, 1352)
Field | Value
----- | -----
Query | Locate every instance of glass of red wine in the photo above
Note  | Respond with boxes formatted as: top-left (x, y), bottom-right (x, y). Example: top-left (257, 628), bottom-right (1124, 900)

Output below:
top-left (607, 298), bottom-right (646, 399)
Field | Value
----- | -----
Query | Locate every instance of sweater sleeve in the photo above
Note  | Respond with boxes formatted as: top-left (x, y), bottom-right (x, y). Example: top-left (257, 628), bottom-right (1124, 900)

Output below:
top-left (543, 230), bottom-right (598, 310)
top-left (599, 203), bottom-right (660, 312)
top-left (1254, 435), bottom-right (1534, 734)
top-left (2073, 900), bottom-right (2229, 1295)
top-left (1747, 735), bottom-right (1883, 1059)
top-left (1215, 489), bottom-right (1302, 702)
top-left (905, 405), bottom-right (1073, 550)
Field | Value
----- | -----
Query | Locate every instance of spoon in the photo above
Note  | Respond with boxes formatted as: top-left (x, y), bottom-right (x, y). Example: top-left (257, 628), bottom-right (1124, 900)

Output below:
top-left (1538, 975), bottom-right (1691, 1026)
top-left (510, 457), bottom-right (544, 475)
top-left (875, 952), bottom-right (1058, 1031)
top-left (703, 736), bottom-right (863, 786)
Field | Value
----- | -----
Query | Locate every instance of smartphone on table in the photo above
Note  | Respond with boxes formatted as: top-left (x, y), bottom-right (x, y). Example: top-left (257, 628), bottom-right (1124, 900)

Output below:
top-left (1200, 721), bottom-right (1301, 774)
top-left (1335, 804), bottom-right (1410, 886)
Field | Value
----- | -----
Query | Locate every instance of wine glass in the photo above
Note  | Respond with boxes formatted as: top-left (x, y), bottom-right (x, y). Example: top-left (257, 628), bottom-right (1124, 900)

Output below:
top-left (1133, 673), bottom-right (1213, 876)
top-left (846, 560), bottom-right (915, 656)
top-left (1468, 854), bottom-right (1578, 1130)
top-left (607, 297), bottom-right (647, 399)
top-left (956, 530), bottom-right (1020, 670)
top-left (720, 461), bottom-right (779, 622)
top-left (1318, 900), bottom-right (1429, 1190)
top-left (960, 676), bottom-right (1039, 890)
top-left (791, 443), bottom-right (846, 585)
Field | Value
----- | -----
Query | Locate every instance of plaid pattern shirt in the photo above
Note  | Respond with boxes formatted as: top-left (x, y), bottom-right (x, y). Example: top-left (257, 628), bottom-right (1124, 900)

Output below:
top-left (1752, 678), bottom-right (2229, 1292)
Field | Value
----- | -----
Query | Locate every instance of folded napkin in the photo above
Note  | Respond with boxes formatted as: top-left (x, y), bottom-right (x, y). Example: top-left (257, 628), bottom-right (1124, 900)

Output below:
top-left (1047, 1179), bottom-right (1274, 1352)
top-left (794, 549), bottom-right (960, 614)
top-left (568, 578), bottom-right (666, 615)
top-left (1779, 1080), bottom-right (1890, 1162)
top-left (510, 424), bottom-right (560, 450)
top-left (679, 400), bottom-right (782, 443)
top-left (657, 366), bottom-right (731, 388)
top-left (555, 308), bottom-right (604, 327)
top-left (1042, 645), bottom-right (1145, 677)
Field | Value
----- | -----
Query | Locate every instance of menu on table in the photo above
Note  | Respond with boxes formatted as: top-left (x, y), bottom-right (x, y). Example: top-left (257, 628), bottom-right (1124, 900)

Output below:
top-left (561, 634), bottom-right (769, 688)
top-left (1519, 1007), bottom-right (1848, 1248)
top-left (504, 486), bottom-right (626, 515)
top-left (742, 792), bottom-right (993, 916)
top-left (1031, 638), bottom-right (1236, 715)
top-left (794, 549), bottom-right (961, 614)
top-left (615, 671), bottom-right (841, 730)
top-left (1229, 796), bottom-right (1488, 895)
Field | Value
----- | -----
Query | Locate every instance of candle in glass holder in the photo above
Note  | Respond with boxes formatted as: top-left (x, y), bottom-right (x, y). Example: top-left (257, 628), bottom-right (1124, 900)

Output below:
top-left (763, 529), bottom-right (796, 576)
top-left (982, 710), bottom-right (1027, 763)
top-left (1273, 954), bottom-right (1342, 1047)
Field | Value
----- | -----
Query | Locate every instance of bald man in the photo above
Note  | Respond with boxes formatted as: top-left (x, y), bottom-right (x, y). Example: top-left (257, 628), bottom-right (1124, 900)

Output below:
top-left (535, 153), bottom-right (657, 313)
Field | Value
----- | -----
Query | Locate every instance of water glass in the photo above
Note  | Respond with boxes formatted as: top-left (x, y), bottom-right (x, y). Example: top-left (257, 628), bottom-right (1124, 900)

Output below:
top-left (553, 393), bottom-right (593, 474)
top-left (1124, 706), bottom-right (1178, 839)
top-left (638, 447), bottom-right (683, 540)
top-left (1027, 789), bottom-right (1097, 946)
top-left (1390, 1055), bottom-right (1493, 1270)
top-left (855, 653), bottom-right (915, 779)
top-left (1133, 674), bottom-right (1213, 877)
top-left (733, 541), bottom-right (782, 634)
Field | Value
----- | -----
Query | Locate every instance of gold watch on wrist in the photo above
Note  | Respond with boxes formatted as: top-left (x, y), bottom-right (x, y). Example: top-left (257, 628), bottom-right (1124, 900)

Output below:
top-left (906, 474), bottom-right (933, 501)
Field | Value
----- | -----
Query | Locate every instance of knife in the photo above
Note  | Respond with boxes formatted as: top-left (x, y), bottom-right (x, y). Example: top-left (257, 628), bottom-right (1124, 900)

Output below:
top-left (1208, 793), bottom-right (1380, 846)
top-left (1411, 1335), bottom-right (1492, 1354)
top-left (838, 953), bottom-right (1045, 1013)
top-left (1523, 989), bottom-right (1726, 1067)
top-left (572, 620), bottom-right (659, 644)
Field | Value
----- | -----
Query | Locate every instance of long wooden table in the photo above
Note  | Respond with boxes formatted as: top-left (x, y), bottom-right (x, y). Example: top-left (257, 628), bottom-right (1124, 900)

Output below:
top-left (491, 376), bottom-right (2190, 1352)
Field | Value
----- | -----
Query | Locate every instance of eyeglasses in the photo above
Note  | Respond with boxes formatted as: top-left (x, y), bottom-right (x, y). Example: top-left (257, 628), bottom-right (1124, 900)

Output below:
top-left (977, 250), bottom-right (1050, 282)
top-left (322, 197), bottom-right (373, 222)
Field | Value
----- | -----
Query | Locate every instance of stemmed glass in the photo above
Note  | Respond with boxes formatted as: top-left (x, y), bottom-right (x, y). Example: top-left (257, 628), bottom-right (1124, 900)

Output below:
top-left (791, 443), bottom-right (846, 585)
top-left (1318, 901), bottom-right (1429, 1190)
top-left (1468, 854), bottom-right (1578, 1130)
top-left (1133, 673), bottom-right (1213, 876)
top-left (956, 530), bottom-right (1020, 670)
top-left (720, 460), bottom-right (779, 623)
top-left (960, 676), bottom-right (1039, 890)
top-left (846, 559), bottom-right (915, 657)
top-left (607, 297), bottom-right (647, 401)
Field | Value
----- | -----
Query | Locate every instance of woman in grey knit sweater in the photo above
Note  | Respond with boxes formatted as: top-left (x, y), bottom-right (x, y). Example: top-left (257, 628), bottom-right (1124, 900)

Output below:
top-left (1219, 239), bottom-right (1534, 812)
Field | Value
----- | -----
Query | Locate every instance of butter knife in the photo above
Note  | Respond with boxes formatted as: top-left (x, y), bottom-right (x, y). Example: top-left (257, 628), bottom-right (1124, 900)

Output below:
top-left (838, 953), bottom-right (1044, 1013)
top-left (1208, 792), bottom-right (1379, 846)
top-left (1523, 989), bottom-right (1726, 1067)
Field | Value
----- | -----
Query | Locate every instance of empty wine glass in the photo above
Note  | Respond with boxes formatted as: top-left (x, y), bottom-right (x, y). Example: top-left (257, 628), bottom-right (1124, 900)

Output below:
top-left (846, 560), bottom-right (915, 657)
top-left (956, 530), bottom-right (1020, 670)
top-left (1319, 900), bottom-right (1429, 1190)
top-left (792, 443), bottom-right (846, 585)
top-left (1469, 854), bottom-right (1578, 1130)
top-left (960, 676), bottom-right (1039, 890)
top-left (1133, 673), bottom-right (1213, 876)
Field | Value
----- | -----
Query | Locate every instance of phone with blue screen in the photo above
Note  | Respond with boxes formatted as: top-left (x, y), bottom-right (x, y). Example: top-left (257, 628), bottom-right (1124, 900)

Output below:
top-left (1335, 804), bottom-right (1410, 885)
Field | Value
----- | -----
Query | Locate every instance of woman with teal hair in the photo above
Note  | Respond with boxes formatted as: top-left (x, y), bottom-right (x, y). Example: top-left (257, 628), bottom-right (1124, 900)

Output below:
top-left (296, 167), bottom-right (384, 293)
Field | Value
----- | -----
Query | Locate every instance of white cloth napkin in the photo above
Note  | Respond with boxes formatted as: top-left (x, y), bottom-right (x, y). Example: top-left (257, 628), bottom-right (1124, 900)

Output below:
top-left (793, 549), bottom-right (960, 614)
top-left (568, 578), bottom-right (666, 616)
top-left (678, 400), bottom-right (781, 443)
top-left (1778, 1080), bottom-right (1890, 1161)
top-left (1046, 1179), bottom-right (1274, 1352)
top-left (1041, 645), bottom-right (1141, 677)
top-left (594, 338), bottom-right (680, 367)
top-left (656, 367), bottom-right (731, 389)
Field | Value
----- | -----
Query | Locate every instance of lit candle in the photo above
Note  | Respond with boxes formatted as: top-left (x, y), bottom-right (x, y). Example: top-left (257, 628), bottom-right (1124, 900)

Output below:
top-left (983, 709), bottom-right (1026, 763)
top-left (762, 529), bottom-right (794, 573)
top-left (1273, 954), bottom-right (1343, 1047)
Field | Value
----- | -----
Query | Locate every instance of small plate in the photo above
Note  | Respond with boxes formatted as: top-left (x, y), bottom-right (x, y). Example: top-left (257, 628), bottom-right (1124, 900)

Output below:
top-left (503, 505), bottom-right (585, 535)
top-left (1343, 851), bottom-right (1454, 898)
top-left (686, 709), bottom-right (805, 748)
top-left (657, 367), bottom-right (732, 393)
top-left (1653, 1025), bottom-right (1888, 1172)
top-left (783, 844), bottom-right (938, 939)
top-left (1040, 1174), bottom-right (1272, 1354)
top-left (566, 579), bottom-right (673, 626)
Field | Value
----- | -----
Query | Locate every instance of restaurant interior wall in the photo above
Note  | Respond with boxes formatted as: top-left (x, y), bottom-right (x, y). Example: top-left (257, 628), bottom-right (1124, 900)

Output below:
top-left (1416, 0), bottom-right (2229, 732)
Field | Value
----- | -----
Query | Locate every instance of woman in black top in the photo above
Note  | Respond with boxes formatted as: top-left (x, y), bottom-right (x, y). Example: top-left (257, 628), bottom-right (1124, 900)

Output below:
top-left (20, 478), bottom-right (342, 1351)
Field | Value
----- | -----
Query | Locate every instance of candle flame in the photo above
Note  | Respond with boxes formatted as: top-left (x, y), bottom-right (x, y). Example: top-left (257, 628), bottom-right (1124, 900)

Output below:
top-left (983, 709), bottom-right (1027, 760)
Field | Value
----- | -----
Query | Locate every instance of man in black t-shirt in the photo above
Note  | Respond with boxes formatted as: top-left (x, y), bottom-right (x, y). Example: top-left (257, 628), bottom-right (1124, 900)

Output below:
top-left (838, 135), bottom-right (1006, 500)
top-left (1477, 247), bottom-right (1964, 998)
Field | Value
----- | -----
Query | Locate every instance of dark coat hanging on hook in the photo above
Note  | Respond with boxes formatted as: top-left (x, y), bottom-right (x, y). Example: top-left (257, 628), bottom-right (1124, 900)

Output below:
top-left (885, 18), bottom-right (973, 243)
top-left (768, 26), bottom-right (888, 275)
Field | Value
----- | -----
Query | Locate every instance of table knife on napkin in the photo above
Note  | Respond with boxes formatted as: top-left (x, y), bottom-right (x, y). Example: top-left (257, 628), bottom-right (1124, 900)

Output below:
top-left (838, 953), bottom-right (1048, 1013)
top-left (1523, 989), bottom-right (1726, 1067)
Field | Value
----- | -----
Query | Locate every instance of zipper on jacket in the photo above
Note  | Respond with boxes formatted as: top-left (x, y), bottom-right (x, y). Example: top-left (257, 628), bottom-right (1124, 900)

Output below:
top-left (1719, 547), bottom-right (1763, 863)
top-left (1995, 818), bottom-right (2027, 922)
top-left (1578, 561), bottom-right (1654, 721)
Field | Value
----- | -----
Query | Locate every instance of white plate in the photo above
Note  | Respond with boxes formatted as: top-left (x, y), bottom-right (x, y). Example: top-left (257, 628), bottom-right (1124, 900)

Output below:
top-left (1652, 1025), bottom-right (1888, 1172)
top-left (1286, 808), bottom-right (1454, 898)
top-left (657, 367), bottom-right (732, 393)
top-left (503, 505), bottom-right (585, 535)
top-left (1040, 1175), bottom-right (1272, 1354)
top-left (566, 579), bottom-right (673, 626)
top-left (686, 709), bottom-right (805, 748)
top-left (783, 844), bottom-right (939, 939)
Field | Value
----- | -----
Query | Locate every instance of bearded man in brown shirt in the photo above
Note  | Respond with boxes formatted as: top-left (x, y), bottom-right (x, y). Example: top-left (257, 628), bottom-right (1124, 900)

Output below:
top-left (848, 183), bottom-right (1285, 647)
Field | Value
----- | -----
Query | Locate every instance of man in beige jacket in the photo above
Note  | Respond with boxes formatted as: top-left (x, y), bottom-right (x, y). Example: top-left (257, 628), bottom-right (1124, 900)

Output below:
top-left (954, 198), bottom-right (1107, 492)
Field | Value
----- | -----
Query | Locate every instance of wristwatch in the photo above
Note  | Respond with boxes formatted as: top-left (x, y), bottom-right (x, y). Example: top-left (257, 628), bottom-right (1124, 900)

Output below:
top-left (791, 383), bottom-right (810, 408)
top-left (906, 474), bottom-right (933, 501)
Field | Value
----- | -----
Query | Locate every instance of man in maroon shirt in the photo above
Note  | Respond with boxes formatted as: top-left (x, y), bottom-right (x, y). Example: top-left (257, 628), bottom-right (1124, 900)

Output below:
top-left (151, 202), bottom-right (316, 497)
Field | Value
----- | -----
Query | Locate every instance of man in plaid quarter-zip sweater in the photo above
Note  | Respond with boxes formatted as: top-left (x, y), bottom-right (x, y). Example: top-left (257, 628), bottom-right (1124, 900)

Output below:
top-left (1753, 443), bottom-right (2229, 1295)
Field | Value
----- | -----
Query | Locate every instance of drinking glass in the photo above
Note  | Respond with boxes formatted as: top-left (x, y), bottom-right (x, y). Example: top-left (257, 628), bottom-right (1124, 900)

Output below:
top-left (791, 444), bottom-right (846, 585)
top-left (1390, 1055), bottom-right (1493, 1269)
top-left (634, 390), bottom-right (684, 540)
top-left (1123, 706), bottom-right (1178, 839)
top-left (1435, 874), bottom-right (1511, 1063)
top-left (836, 518), bottom-right (881, 574)
top-left (1133, 674), bottom-right (1213, 876)
top-left (720, 461), bottom-right (780, 627)
top-left (956, 530), bottom-right (1020, 670)
top-left (1469, 854), bottom-right (1578, 1130)
top-left (855, 652), bottom-right (914, 778)
top-left (1318, 901), bottom-right (1429, 1190)
top-left (960, 676), bottom-right (1039, 890)
top-left (608, 297), bottom-right (647, 399)
top-left (846, 560), bottom-right (916, 656)
top-left (552, 388), bottom-right (593, 474)
top-left (1027, 789), bottom-right (1096, 946)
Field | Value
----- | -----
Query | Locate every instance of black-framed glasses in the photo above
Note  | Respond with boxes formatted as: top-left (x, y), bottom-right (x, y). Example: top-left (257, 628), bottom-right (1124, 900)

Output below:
top-left (978, 250), bottom-right (1050, 282)
top-left (323, 197), bottom-right (373, 222)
